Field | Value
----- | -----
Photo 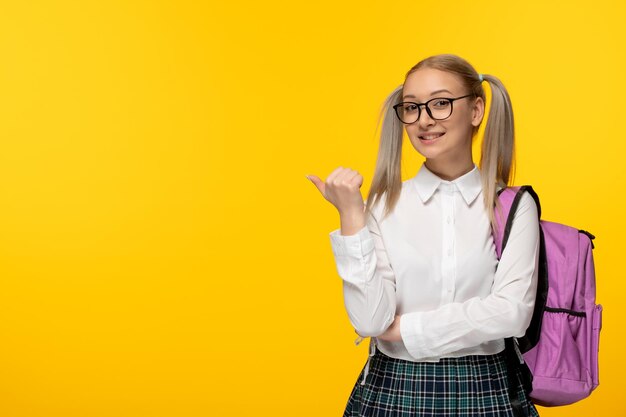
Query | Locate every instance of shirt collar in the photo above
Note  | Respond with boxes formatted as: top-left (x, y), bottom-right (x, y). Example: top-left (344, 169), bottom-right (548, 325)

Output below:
top-left (412, 163), bottom-right (482, 205)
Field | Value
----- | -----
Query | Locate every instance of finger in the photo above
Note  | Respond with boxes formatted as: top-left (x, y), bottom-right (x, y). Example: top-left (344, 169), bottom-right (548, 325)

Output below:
top-left (345, 170), bottom-right (362, 186)
top-left (326, 166), bottom-right (345, 183)
top-left (332, 168), bottom-right (357, 186)
top-left (306, 174), bottom-right (325, 195)
top-left (338, 170), bottom-right (362, 191)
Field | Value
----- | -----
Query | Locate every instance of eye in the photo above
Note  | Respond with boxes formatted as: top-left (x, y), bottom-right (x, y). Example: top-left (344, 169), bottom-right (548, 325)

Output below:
top-left (431, 99), bottom-right (451, 109)
top-left (403, 103), bottom-right (418, 112)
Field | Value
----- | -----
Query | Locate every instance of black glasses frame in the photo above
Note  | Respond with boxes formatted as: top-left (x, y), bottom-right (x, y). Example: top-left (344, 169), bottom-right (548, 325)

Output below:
top-left (392, 94), bottom-right (475, 124)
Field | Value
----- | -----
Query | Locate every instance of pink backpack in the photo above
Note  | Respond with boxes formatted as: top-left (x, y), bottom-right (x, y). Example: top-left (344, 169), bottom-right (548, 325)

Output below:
top-left (493, 185), bottom-right (602, 411)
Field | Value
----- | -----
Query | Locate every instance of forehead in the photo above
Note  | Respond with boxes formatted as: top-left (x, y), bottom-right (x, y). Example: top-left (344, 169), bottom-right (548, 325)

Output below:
top-left (402, 68), bottom-right (464, 100)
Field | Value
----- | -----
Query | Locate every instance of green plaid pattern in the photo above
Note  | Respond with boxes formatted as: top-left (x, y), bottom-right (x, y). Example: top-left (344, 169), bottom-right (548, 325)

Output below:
top-left (343, 347), bottom-right (539, 416)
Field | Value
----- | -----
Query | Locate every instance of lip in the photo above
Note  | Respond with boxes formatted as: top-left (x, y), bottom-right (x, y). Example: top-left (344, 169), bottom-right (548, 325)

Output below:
top-left (418, 132), bottom-right (445, 143)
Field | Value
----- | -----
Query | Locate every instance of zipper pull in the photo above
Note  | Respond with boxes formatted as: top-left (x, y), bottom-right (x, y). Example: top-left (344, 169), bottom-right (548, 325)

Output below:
top-left (354, 335), bottom-right (365, 346)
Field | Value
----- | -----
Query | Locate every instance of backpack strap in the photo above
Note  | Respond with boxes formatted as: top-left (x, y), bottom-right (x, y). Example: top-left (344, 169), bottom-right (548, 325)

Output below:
top-left (494, 186), bottom-right (520, 258)
top-left (494, 185), bottom-right (542, 257)
top-left (495, 185), bottom-right (542, 254)
top-left (504, 337), bottom-right (533, 417)
top-left (494, 185), bottom-right (547, 352)
top-left (494, 185), bottom-right (543, 414)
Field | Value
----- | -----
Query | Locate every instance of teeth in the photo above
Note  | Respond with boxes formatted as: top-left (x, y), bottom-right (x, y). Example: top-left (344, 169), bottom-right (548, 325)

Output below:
top-left (421, 133), bottom-right (444, 140)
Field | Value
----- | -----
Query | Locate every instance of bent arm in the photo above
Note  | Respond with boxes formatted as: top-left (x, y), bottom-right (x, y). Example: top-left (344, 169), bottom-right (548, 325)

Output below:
top-left (399, 192), bottom-right (540, 360)
top-left (329, 210), bottom-right (396, 337)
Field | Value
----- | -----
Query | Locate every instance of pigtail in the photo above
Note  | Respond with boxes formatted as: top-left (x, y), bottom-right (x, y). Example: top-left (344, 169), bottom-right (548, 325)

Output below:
top-left (479, 74), bottom-right (516, 231)
top-left (365, 84), bottom-right (404, 221)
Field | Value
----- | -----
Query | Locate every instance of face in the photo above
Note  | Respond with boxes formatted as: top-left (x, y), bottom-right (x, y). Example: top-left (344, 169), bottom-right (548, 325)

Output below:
top-left (400, 68), bottom-right (484, 166)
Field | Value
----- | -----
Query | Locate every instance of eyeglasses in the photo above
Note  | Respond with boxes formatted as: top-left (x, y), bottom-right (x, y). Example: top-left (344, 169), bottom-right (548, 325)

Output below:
top-left (392, 94), bottom-right (475, 124)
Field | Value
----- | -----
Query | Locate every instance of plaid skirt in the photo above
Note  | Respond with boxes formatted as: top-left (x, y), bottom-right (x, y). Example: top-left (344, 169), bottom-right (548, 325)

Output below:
top-left (343, 345), bottom-right (540, 417)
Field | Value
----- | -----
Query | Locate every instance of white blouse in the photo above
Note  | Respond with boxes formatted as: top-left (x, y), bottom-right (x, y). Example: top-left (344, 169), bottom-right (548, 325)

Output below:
top-left (329, 163), bottom-right (540, 365)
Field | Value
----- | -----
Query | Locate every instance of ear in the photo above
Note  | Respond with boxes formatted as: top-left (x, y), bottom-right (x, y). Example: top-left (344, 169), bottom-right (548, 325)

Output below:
top-left (471, 96), bottom-right (485, 127)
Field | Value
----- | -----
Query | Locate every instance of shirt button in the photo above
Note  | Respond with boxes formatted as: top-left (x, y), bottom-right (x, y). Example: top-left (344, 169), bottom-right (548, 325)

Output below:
top-left (446, 217), bottom-right (451, 224)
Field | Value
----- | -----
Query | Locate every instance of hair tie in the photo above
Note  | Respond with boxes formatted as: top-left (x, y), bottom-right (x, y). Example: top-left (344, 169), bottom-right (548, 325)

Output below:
top-left (478, 73), bottom-right (484, 82)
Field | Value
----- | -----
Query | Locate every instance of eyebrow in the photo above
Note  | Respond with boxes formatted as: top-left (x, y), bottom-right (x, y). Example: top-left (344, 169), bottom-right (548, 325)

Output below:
top-left (402, 89), bottom-right (453, 100)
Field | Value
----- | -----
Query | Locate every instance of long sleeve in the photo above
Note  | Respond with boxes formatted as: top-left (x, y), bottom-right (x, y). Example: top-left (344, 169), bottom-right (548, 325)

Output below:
top-left (329, 210), bottom-right (396, 337)
top-left (399, 191), bottom-right (540, 360)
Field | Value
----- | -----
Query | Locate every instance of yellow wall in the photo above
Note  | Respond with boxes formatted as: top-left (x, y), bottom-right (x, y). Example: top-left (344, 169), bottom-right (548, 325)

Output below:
top-left (0, 1), bottom-right (622, 416)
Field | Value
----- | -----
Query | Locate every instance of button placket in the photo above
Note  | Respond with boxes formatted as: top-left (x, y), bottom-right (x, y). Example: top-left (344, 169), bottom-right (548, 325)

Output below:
top-left (448, 193), bottom-right (456, 297)
top-left (441, 190), bottom-right (455, 300)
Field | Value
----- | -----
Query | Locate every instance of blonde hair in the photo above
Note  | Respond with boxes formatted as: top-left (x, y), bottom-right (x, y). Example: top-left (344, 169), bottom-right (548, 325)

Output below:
top-left (364, 53), bottom-right (515, 232)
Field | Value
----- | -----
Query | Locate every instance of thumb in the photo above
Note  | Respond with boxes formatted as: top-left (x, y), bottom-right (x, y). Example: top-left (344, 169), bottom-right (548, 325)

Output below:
top-left (306, 174), bottom-right (325, 195)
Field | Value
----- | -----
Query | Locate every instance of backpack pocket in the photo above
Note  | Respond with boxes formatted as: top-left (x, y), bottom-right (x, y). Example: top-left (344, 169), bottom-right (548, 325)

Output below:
top-left (591, 304), bottom-right (602, 389)
top-left (523, 307), bottom-right (598, 406)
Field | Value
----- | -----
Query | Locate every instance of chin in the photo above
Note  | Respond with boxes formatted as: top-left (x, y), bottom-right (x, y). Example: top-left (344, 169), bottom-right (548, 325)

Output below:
top-left (413, 145), bottom-right (445, 160)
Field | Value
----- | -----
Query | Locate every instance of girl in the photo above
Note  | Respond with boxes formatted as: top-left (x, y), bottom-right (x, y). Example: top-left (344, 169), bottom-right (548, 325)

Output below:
top-left (307, 53), bottom-right (540, 416)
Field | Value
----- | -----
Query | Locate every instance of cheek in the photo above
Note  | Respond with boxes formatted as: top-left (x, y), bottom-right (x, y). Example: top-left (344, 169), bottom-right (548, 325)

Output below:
top-left (444, 115), bottom-right (473, 137)
top-left (404, 127), bottom-right (419, 145)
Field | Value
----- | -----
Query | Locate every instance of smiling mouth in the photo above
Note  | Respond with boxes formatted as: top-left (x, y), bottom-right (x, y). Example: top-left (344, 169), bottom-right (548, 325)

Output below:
top-left (419, 133), bottom-right (445, 140)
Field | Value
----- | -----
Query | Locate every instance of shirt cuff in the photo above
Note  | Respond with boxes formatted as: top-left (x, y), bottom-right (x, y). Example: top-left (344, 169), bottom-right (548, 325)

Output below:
top-left (329, 225), bottom-right (375, 258)
top-left (400, 312), bottom-right (437, 360)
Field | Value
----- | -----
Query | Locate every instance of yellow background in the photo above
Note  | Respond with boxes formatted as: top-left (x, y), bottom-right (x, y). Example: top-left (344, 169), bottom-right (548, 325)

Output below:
top-left (0, 1), bottom-right (623, 416)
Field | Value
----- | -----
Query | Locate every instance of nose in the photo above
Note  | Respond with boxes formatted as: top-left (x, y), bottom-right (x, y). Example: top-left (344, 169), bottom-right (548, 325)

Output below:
top-left (416, 105), bottom-right (435, 128)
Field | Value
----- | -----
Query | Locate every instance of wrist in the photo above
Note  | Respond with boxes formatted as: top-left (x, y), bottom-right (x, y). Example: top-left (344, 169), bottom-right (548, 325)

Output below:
top-left (339, 210), bottom-right (366, 235)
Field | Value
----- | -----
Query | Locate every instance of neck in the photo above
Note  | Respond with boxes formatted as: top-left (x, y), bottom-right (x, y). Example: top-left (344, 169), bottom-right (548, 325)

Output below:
top-left (424, 157), bottom-right (475, 181)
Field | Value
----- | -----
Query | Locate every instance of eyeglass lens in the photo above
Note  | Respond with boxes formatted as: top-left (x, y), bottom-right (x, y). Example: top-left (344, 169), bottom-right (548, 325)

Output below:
top-left (396, 99), bottom-right (453, 124)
